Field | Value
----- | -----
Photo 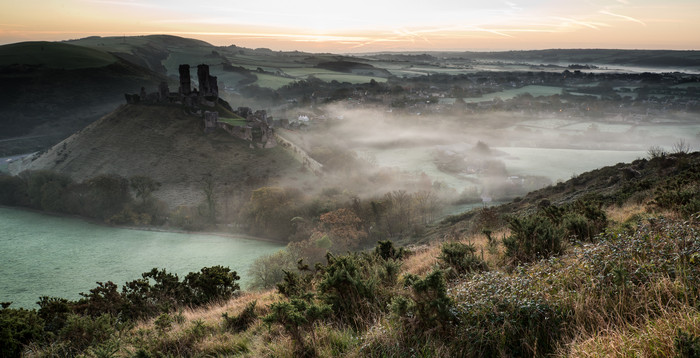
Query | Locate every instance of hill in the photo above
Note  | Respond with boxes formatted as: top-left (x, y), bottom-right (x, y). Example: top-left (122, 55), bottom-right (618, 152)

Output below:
top-left (0, 41), bottom-right (118, 69)
top-left (427, 151), bottom-right (700, 242)
top-left (0, 42), bottom-right (168, 156)
top-left (9, 104), bottom-right (304, 209)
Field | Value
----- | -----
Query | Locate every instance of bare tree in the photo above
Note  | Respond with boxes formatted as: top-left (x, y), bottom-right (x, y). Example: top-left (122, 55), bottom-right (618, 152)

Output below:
top-left (672, 139), bottom-right (692, 154)
top-left (647, 145), bottom-right (667, 159)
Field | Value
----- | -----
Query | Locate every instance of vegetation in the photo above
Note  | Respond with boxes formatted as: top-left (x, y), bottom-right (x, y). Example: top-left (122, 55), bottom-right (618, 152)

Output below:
top-left (3, 151), bottom-right (700, 357)
top-left (0, 171), bottom-right (166, 225)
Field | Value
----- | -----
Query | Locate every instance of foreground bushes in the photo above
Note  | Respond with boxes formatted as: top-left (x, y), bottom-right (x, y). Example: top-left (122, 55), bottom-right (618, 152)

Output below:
top-left (0, 265), bottom-right (240, 357)
top-left (6, 213), bottom-right (699, 357)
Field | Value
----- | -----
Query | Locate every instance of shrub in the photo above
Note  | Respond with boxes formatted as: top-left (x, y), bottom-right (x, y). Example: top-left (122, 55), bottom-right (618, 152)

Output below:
top-left (264, 298), bottom-right (331, 357)
top-left (318, 254), bottom-right (380, 328)
top-left (503, 215), bottom-right (565, 263)
top-left (183, 266), bottom-right (240, 305)
top-left (37, 296), bottom-right (71, 334)
top-left (395, 270), bottom-right (455, 335)
top-left (438, 241), bottom-right (488, 276)
top-left (222, 301), bottom-right (258, 333)
top-left (57, 314), bottom-right (116, 354)
top-left (675, 329), bottom-right (700, 358)
top-left (0, 306), bottom-right (44, 358)
top-left (374, 240), bottom-right (405, 260)
top-left (154, 313), bottom-right (173, 334)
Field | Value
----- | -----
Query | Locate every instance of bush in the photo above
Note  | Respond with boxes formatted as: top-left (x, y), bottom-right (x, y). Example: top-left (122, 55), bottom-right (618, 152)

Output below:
top-left (222, 301), bottom-right (258, 333)
top-left (57, 314), bottom-right (116, 354)
top-left (0, 306), bottom-right (44, 358)
top-left (264, 298), bottom-right (331, 357)
top-left (675, 329), bottom-right (700, 358)
top-left (318, 254), bottom-right (380, 328)
top-left (374, 240), bottom-right (405, 260)
top-left (37, 296), bottom-right (71, 334)
top-left (439, 241), bottom-right (488, 276)
top-left (395, 270), bottom-right (455, 335)
top-left (503, 215), bottom-right (564, 263)
top-left (183, 266), bottom-right (240, 305)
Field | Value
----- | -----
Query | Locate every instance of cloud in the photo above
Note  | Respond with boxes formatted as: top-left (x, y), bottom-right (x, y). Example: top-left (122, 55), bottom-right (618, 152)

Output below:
top-left (600, 10), bottom-right (647, 26)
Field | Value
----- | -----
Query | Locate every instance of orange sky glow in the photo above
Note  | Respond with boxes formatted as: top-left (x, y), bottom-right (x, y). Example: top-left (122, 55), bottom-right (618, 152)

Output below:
top-left (1, 0), bottom-right (698, 52)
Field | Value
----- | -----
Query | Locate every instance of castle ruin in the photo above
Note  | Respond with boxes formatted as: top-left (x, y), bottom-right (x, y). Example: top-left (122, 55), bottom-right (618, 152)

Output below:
top-left (125, 64), bottom-right (276, 149)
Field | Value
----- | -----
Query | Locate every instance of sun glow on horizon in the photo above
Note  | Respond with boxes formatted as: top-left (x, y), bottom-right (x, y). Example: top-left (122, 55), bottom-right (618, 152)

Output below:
top-left (1, 0), bottom-right (698, 52)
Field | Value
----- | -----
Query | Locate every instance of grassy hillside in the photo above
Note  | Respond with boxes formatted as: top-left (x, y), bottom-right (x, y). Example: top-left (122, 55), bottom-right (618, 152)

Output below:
top-left (0, 41), bottom-right (118, 69)
top-left (0, 42), bottom-right (169, 156)
top-left (10, 104), bottom-right (303, 209)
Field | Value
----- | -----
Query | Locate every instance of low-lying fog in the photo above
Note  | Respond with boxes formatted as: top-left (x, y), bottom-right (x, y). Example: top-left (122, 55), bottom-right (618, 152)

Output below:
top-left (282, 102), bottom-right (697, 209)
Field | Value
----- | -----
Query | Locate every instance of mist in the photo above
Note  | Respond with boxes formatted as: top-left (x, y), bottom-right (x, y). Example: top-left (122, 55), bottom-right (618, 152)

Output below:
top-left (265, 100), bottom-right (695, 213)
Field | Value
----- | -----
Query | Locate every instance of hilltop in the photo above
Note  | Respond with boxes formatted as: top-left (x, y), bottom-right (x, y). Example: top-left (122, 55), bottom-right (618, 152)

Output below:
top-left (0, 41), bottom-right (167, 156)
top-left (9, 104), bottom-right (304, 209)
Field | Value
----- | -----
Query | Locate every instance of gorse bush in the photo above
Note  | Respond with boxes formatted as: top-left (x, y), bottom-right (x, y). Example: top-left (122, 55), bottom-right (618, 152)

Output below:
top-left (395, 270), bottom-right (455, 335)
top-left (222, 301), bottom-right (258, 333)
top-left (318, 253), bottom-right (381, 328)
top-left (264, 298), bottom-right (332, 357)
top-left (0, 306), bottom-right (44, 358)
top-left (675, 329), bottom-right (700, 358)
top-left (439, 241), bottom-right (488, 277)
top-left (449, 270), bottom-right (569, 357)
top-left (183, 265), bottom-right (240, 305)
top-left (503, 214), bottom-right (565, 263)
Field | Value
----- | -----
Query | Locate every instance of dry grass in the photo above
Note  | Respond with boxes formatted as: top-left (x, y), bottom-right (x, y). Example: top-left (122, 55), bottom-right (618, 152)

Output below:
top-left (564, 308), bottom-right (700, 357)
top-left (403, 229), bottom-right (509, 277)
top-left (605, 203), bottom-right (681, 225)
top-left (180, 289), bottom-right (279, 323)
top-left (131, 289), bottom-right (279, 333)
top-left (605, 203), bottom-right (649, 224)
top-left (403, 244), bottom-right (439, 276)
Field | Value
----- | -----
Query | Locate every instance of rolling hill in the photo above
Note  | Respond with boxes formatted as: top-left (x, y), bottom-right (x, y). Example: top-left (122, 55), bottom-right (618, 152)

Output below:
top-left (0, 42), bottom-right (169, 156)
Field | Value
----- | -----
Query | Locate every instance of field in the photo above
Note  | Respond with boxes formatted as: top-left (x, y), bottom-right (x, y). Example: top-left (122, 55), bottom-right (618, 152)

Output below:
top-left (252, 73), bottom-right (296, 89)
top-left (463, 85), bottom-right (562, 103)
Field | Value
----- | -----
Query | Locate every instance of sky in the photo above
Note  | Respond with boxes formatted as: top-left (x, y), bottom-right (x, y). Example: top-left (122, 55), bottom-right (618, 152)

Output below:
top-left (1, 0), bottom-right (699, 52)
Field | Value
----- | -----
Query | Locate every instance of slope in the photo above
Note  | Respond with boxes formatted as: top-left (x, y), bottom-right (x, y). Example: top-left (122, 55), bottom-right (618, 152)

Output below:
top-left (9, 104), bottom-right (303, 208)
top-left (0, 42), bottom-right (169, 156)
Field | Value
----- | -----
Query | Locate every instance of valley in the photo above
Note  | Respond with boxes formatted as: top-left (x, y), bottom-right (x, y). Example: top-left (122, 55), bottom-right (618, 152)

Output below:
top-left (0, 34), bottom-right (698, 358)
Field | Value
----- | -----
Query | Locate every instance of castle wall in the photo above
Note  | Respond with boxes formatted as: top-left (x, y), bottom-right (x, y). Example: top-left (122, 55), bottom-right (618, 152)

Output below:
top-left (274, 132), bottom-right (323, 175)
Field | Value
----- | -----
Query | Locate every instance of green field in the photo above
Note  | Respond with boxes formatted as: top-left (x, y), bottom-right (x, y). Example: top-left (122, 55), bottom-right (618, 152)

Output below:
top-left (253, 73), bottom-right (296, 89)
top-left (463, 85), bottom-right (562, 103)
top-left (0, 42), bottom-right (117, 69)
top-left (314, 73), bottom-right (387, 84)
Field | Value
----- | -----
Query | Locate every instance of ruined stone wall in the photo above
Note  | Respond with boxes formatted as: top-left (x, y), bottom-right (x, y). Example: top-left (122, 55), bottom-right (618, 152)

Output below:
top-left (197, 64), bottom-right (218, 100)
top-left (216, 122), bottom-right (253, 141)
top-left (203, 111), bottom-right (219, 132)
top-left (274, 132), bottom-right (323, 175)
top-left (179, 64), bottom-right (191, 95)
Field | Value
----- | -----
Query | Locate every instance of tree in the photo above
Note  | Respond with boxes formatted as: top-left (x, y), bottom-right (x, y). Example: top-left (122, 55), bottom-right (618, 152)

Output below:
top-left (83, 174), bottom-right (131, 220)
top-left (314, 208), bottom-right (367, 251)
top-left (129, 176), bottom-right (160, 205)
